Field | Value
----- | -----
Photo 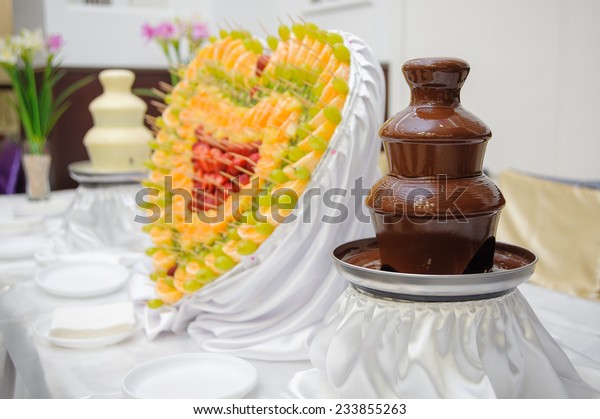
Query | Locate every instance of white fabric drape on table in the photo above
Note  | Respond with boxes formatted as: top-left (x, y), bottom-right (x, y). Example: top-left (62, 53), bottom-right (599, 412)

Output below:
top-left (46, 184), bottom-right (150, 253)
top-left (287, 287), bottom-right (600, 398)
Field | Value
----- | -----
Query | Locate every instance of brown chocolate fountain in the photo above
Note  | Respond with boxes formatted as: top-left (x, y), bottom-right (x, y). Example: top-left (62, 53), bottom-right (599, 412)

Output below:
top-left (333, 57), bottom-right (536, 301)
top-left (367, 57), bottom-right (505, 275)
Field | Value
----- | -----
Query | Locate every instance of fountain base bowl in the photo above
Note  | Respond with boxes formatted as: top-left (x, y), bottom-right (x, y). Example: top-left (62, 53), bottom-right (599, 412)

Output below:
top-left (333, 238), bottom-right (537, 302)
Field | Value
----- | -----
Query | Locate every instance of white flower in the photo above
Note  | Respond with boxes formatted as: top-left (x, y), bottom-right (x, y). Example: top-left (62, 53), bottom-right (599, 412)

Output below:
top-left (0, 38), bottom-right (17, 66)
top-left (12, 28), bottom-right (45, 55)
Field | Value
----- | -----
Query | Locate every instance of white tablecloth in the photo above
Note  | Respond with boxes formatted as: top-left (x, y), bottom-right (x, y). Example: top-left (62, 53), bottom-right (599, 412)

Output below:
top-left (1, 190), bottom-right (600, 398)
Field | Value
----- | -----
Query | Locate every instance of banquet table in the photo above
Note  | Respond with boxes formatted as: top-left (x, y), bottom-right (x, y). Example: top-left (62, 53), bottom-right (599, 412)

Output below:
top-left (1, 190), bottom-right (600, 399)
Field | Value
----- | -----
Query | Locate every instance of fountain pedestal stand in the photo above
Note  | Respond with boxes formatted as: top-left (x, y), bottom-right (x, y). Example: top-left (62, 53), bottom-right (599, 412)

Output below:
top-left (36, 162), bottom-right (150, 256)
top-left (286, 239), bottom-right (598, 398)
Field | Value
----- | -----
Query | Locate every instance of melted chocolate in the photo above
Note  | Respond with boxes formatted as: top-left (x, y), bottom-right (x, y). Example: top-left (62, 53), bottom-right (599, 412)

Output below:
top-left (340, 239), bottom-right (534, 273)
top-left (367, 58), bottom-right (505, 274)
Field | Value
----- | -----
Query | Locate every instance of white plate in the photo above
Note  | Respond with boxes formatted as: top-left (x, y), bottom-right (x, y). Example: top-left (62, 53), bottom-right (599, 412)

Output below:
top-left (36, 260), bottom-right (129, 298)
top-left (0, 235), bottom-right (50, 259)
top-left (13, 198), bottom-right (72, 218)
top-left (122, 353), bottom-right (258, 399)
top-left (0, 216), bottom-right (44, 237)
top-left (33, 314), bottom-right (138, 349)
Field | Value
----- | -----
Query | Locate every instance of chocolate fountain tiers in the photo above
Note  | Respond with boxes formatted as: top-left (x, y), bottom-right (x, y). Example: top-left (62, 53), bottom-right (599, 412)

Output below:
top-left (367, 58), bottom-right (504, 274)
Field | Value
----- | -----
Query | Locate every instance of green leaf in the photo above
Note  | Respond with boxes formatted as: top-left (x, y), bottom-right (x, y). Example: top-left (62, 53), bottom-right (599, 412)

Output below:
top-left (8, 67), bottom-right (36, 143)
top-left (133, 87), bottom-right (163, 100)
top-left (24, 60), bottom-right (42, 139)
top-left (53, 73), bottom-right (94, 109)
top-left (46, 101), bottom-right (70, 136)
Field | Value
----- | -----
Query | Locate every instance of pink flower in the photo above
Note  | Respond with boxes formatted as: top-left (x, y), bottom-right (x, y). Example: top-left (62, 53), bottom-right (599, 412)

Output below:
top-left (154, 22), bottom-right (176, 40)
top-left (191, 22), bottom-right (209, 41)
top-left (141, 23), bottom-right (156, 42)
top-left (46, 34), bottom-right (63, 53)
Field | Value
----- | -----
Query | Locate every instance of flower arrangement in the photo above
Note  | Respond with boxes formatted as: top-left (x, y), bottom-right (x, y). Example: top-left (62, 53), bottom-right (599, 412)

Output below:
top-left (142, 19), bottom-right (210, 86)
top-left (0, 29), bottom-right (90, 155)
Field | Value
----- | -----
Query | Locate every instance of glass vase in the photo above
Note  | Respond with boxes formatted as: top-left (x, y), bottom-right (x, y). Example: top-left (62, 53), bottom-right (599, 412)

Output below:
top-left (21, 142), bottom-right (51, 201)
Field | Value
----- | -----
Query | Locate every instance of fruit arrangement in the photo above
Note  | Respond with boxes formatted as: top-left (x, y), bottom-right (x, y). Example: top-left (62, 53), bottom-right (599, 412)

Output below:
top-left (143, 22), bottom-right (352, 306)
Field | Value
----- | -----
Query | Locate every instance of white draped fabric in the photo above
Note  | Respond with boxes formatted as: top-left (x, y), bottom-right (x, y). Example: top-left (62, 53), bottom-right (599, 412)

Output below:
top-left (47, 183), bottom-right (150, 253)
top-left (287, 287), bottom-right (600, 398)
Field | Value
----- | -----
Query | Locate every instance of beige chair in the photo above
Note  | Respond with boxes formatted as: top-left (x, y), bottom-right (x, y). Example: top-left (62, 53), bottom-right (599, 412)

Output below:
top-left (497, 170), bottom-right (600, 301)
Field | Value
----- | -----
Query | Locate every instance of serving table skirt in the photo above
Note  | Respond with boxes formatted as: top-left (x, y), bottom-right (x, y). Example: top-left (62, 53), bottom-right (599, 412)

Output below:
top-left (1, 191), bottom-right (600, 398)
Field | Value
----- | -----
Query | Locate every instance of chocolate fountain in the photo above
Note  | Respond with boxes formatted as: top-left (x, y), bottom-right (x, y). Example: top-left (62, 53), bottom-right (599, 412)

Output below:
top-left (369, 58), bottom-right (503, 275)
top-left (336, 57), bottom-right (536, 301)
top-left (286, 58), bottom-right (598, 398)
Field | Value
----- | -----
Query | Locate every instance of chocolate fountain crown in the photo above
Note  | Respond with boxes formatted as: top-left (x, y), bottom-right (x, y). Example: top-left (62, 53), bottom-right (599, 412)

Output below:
top-left (367, 57), bottom-right (505, 275)
top-left (380, 58), bottom-right (491, 178)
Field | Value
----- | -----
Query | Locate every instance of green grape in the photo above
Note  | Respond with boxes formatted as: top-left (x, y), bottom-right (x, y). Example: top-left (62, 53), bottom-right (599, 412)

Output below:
top-left (145, 247), bottom-right (158, 256)
top-left (327, 32), bottom-right (344, 45)
top-left (233, 73), bottom-right (246, 87)
top-left (208, 35), bottom-right (217, 43)
top-left (287, 146), bottom-right (305, 162)
top-left (253, 40), bottom-right (264, 54)
top-left (230, 30), bottom-right (243, 39)
top-left (243, 38), bottom-right (254, 51)
top-left (309, 135), bottom-right (328, 152)
top-left (215, 255), bottom-right (235, 271)
top-left (312, 82), bottom-right (325, 98)
top-left (272, 189), bottom-right (298, 207)
top-left (228, 227), bottom-right (241, 241)
top-left (211, 244), bottom-right (225, 257)
top-left (196, 268), bottom-right (217, 281)
top-left (270, 169), bottom-right (290, 184)
top-left (256, 223), bottom-right (274, 236)
top-left (303, 69), bottom-right (319, 85)
top-left (332, 77), bottom-right (349, 94)
top-left (164, 95), bottom-right (173, 104)
top-left (297, 123), bottom-right (312, 139)
top-left (219, 29), bottom-right (229, 39)
top-left (295, 166), bottom-right (311, 180)
top-left (323, 106), bottom-right (342, 124)
top-left (149, 272), bottom-right (161, 282)
top-left (308, 105), bottom-right (321, 119)
top-left (289, 67), bottom-right (301, 83)
top-left (183, 280), bottom-right (202, 293)
top-left (243, 210), bottom-right (258, 225)
top-left (147, 299), bottom-right (164, 309)
top-left (278, 25), bottom-right (290, 41)
top-left (144, 161), bottom-right (157, 171)
top-left (281, 66), bottom-right (292, 80)
top-left (304, 22), bottom-right (319, 36)
top-left (164, 277), bottom-right (174, 287)
top-left (267, 35), bottom-right (278, 51)
top-left (237, 240), bottom-right (258, 255)
top-left (155, 116), bottom-right (165, 128)
top-left (314, 30), bottom-right (328, 44)
top-left (291, 23), bottom-right (306, 40)
top-left (258, 193), bottom-right (272, 208)
top-left (332, 43), bottom-right (350, 62)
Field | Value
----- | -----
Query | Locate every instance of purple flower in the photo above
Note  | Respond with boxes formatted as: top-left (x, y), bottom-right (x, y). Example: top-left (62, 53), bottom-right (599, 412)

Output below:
top-left (46, 35), bottom-right (63, 54)
top-left (191, 22), bottom-right (209, 41)
top-left (154, 22), bottom-right (176, 40)
top-left (141, 23), bottom-right (156, 42)
top-left (46, 34), bottom-right (63, 53)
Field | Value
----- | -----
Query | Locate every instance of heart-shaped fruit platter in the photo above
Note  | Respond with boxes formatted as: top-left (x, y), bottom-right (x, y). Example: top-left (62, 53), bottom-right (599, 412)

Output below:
top-left (142, 23), bottom-right (374, 307)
